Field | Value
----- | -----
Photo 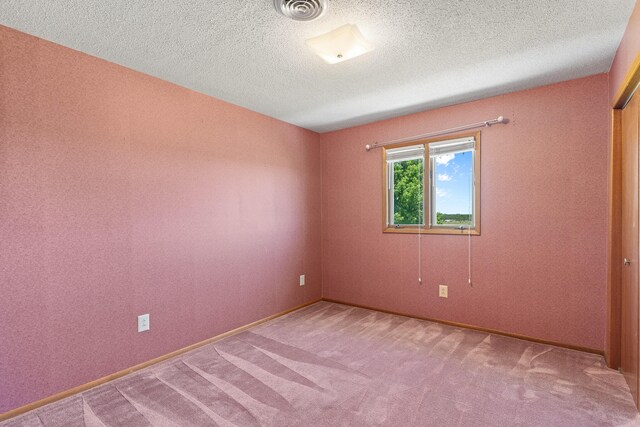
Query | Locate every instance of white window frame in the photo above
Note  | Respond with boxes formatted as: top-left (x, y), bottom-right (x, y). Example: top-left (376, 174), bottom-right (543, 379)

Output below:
top-left (385, 144), bottom-right (425, 228)
top-left (429, 136), bottom-right (476, 230)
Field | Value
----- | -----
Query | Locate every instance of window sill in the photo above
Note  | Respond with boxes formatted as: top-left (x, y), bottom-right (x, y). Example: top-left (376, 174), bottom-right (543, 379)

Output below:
top-left (383, 226), bottom-right (480, 236)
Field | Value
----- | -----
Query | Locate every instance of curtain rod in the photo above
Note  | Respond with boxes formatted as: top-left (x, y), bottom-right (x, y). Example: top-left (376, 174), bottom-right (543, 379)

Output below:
top-left (365, 116), bottom-right (506, 151)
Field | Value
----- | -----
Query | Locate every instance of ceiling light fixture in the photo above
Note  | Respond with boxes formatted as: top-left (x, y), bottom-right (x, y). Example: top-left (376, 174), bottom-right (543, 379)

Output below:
top-left (273, 0), bottom-right (328, 21)
top-left (305, 24), bottom-right (374, 64)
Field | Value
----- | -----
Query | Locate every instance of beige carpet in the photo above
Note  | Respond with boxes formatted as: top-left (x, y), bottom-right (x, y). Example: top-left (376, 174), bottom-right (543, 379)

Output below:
top-left (3, 302), bottom-right (639, 426)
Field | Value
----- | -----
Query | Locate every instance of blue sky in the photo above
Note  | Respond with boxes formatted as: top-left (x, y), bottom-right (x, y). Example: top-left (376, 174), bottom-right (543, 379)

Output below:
top-left (433, 151), bottom-right (473, 214)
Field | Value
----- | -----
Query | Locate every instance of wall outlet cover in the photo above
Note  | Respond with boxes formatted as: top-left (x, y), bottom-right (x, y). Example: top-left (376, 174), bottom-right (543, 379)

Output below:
top-left (138, 313), bottom-right (150, 332)
top-left (439, 285), bottom-right (448, 298)
top-left (299, 274), bottom-right (305, 286)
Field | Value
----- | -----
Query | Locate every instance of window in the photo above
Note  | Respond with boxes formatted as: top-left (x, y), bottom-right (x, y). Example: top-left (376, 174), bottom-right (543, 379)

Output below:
top-left (386, 144), bottom-right (425, 227)
top-left (383, 132), bottom-right (480, 235)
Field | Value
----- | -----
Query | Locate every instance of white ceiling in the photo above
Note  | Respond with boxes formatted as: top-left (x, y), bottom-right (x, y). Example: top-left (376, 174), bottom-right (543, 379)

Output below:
top-left (0, 0), bottom-right (636, 132)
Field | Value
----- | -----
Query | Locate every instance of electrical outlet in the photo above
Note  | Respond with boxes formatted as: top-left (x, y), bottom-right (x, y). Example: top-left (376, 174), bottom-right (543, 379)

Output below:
top-left (138, 314), bottom-right (150, 332)
top-left (439, 285), bottom-right (448, 298)
top-left (299, 275), bottom-right (305, 286)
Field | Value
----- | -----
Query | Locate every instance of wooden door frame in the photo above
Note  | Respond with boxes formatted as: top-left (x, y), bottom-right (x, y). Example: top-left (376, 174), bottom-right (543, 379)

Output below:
top-left (608, 53), bottom-right (640, 369)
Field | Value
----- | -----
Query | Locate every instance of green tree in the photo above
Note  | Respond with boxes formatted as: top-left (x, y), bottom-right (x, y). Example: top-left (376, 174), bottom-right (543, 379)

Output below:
top-left (393, 159), bottom-right (423, 224)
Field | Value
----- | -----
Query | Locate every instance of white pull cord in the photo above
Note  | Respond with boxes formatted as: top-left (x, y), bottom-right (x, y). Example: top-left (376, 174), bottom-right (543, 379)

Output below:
top-left (418, 228), bottom-right (422, 284)
top-left (418, 231), bottom-right (422, 284)
top-left (468, 157), bottom-right (473, 286)
top-left (418, 160), bottom-right (423, 284)
top-left (468, 225), bottom-right (472, 286)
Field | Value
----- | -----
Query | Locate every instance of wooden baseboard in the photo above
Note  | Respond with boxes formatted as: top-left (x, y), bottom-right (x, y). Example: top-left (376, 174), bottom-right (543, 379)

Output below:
top-left (0, 298), bottom-right (322, 422)
top-left (322, 298), bottom-right (605, 356)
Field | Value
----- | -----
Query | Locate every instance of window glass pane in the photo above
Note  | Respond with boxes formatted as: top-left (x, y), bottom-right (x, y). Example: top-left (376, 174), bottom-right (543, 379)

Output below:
top-left (393, 158), bottom-right (424, 225)
top-left (433, 150), bottom-right (473, 226)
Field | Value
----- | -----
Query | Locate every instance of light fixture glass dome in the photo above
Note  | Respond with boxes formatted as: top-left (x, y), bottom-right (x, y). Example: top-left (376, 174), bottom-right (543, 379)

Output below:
top-left (305, 24), bottom-right (374, 64)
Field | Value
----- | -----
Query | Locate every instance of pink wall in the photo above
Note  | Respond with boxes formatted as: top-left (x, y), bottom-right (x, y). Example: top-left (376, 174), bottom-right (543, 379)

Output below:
top-left (0, 25), bottom-right (321, 413)
top-left (609, 0), bottom-right (640, 104)
top-left (0, 15), bottom-right (621, 414)
top-left (320, 74), bottom-right (610, 351)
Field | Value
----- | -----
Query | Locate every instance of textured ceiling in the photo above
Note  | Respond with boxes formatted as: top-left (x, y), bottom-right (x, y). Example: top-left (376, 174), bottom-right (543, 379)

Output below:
top-left (0, 0), bottom-right (636, 132)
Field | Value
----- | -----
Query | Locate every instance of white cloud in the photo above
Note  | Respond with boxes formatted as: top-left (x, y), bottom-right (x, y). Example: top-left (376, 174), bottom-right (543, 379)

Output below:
top-left (435, 153), bottom-right (454, 166)
top-left (436, 188), bottom-right (447, 197)
top-left (437, 173), bottom-right (452, 182)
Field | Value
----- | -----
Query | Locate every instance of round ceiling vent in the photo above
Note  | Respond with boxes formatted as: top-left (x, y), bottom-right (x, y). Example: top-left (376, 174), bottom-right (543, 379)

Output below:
top-left (273, 0), bottom-right (328, 21)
